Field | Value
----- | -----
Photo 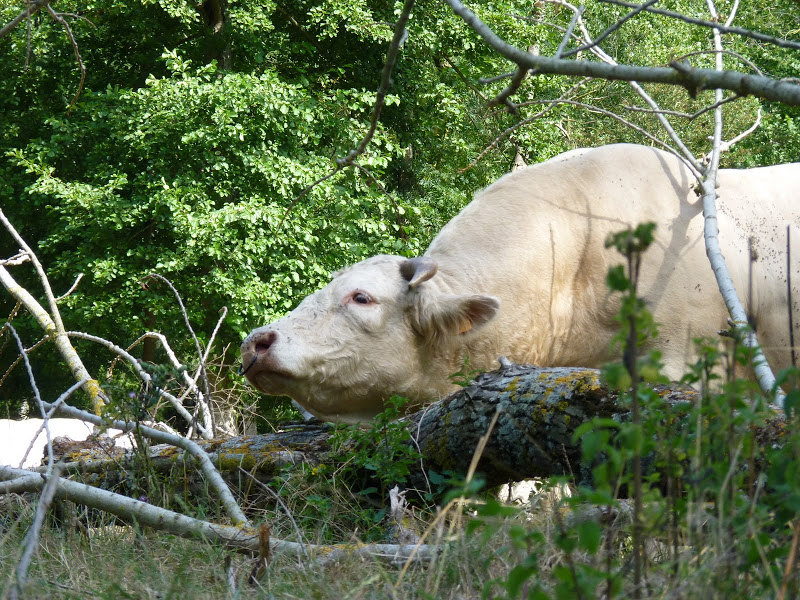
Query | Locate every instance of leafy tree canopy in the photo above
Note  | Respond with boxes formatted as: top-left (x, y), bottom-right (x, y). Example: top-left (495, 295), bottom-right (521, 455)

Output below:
top-left (0, 0), bottom-right (797, 409)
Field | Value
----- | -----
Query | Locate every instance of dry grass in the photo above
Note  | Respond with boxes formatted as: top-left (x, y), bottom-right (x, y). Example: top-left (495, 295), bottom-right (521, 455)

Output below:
top-left (1, 476), bottom-right (793, 600)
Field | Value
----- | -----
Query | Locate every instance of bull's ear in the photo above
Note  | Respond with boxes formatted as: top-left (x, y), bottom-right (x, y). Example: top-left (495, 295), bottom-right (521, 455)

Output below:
top-left (400, 257), bottom-right (438, 288)
top-left (411, 294), bottom-right (500, 341)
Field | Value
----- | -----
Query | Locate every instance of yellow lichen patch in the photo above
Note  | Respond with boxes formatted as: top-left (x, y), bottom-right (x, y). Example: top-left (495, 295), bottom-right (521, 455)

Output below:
top-left (505, 377), bottom-right (520, 393)
top-left (217, 452), bottom-right (258, 471)
top-left (547, 370), bottom-right (603, 395)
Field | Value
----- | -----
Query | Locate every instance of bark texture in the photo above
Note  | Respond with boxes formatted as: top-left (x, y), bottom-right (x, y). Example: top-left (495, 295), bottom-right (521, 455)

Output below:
top-left (28, 362), bottom-right (788, 504)
top-left (35, 363), bottom-right (773, 494)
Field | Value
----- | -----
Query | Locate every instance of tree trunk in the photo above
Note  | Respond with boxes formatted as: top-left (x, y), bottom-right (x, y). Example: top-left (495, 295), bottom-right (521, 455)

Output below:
top-left (43, 363), bottom-right (784, 493)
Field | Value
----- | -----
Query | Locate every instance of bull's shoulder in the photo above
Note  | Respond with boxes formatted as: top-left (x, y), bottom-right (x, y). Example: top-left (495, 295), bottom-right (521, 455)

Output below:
top-left (471, 144), bottom-right (693, 211)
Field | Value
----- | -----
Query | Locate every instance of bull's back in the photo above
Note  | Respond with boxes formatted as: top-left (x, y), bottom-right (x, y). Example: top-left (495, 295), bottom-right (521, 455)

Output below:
top-left (716, 162), bottom-right (800, 372)
top-left (426, 144), bottom-right (798, 375)
top-left (427, 145), bottom-right (706, 368)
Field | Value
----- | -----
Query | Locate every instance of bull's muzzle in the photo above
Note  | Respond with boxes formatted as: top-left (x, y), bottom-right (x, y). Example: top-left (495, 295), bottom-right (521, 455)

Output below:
top-left (239, 329), bottom-right (278, 376)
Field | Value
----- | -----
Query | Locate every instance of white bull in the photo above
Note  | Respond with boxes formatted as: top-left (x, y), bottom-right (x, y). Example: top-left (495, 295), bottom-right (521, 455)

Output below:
top-left (241, 144), bottom-right (800, 422)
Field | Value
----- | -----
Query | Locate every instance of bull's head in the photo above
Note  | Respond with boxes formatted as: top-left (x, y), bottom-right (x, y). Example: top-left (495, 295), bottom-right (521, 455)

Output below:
top-left (240, 255), bottom-right (499, 422)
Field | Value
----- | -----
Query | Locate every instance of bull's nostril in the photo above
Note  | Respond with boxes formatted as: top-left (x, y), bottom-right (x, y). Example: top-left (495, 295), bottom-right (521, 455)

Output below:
top-left (254, 331), bottom-right (277, 354)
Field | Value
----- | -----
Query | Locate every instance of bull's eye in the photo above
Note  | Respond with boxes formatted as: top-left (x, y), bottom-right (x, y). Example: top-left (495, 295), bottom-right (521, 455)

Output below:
top-left (352, 291), bottom-right (372, 305)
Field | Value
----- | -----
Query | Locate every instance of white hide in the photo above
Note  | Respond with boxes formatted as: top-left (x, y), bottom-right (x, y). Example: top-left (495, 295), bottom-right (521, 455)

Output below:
top-left (0, 418), bottom-right (132, 468)
top-left (241, 144), bottom-right (800, 422)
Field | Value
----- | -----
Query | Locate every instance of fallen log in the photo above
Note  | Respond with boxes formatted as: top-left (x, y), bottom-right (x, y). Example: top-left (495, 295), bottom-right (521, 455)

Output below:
top-left (26, 362), bottom-right (784, 495)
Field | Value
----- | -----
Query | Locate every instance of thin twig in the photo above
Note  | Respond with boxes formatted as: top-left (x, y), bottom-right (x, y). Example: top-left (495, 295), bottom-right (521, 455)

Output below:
top-left (142, 273), bottom-right (213, 433)
top-left (15, 378), bottom-right (89, 469)
top-left (0, 334), bottom-right (49, 393)
top-left (237, 467), bottom-right (311, 559)
top-left (597, 0), bottom-right (800, 51)
top-left (0, 0), bottom-right (51, 40)
top-left (5, 323), bottom-right (54, 471)
top-left (675, 49), bottom-right (762, 76)
top-left (335, 0), bottom-right (415, 168)
top-left (278, 167), bottom-right (343, 230)
top-left (24, 0), bottom-right (31, 70)
top-left (352, 163), bottom-right (402, 214)
top-left (561, 0), bottom-right (658, 58)
top-left (0, 252), bottom-right (30, 266)
top-left (621, 94), bottom-right (742, 120)
top-left (716, 107), bottom-right (761, 153)
top-left (55, 273), bottom-right (84, 302)
top-left (441, 0), bottom-right (800, 106)
top-left (67, 330), bottom-right (212, 439)
top-left (463, 98), bottom-right (683, 174)
top-left (13, 463), bottom-right (64, 597)
top-left (280, 0), bottom-right (414, 229)
top-left (441, 54), bottom-right (489, 100)
top-left (460, 78), bottom-right (592, 173)
top-left (459, 107), bottom-right (553, 173)
top-left (46, 5), bottom-right (86, 113)
top-left (556, 4), bottom-right (586, 57)
top-left (0, 300), bottom-right (23, 364)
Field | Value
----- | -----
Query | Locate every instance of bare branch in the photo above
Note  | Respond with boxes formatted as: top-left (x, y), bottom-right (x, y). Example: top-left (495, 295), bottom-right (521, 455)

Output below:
top-left (28, 395), bottom-right (249, 526)
top-left (279, 166), bottom-right (342, 230)
top-left (0, 209), bottom-right (105, 412)
top-left (718, 107), bottom-right (762, 152)
top-left (0, 464), bottom-right (435, 565)
top-left (550, 0), bottom-right (702, 173)
top-left (561, 0), bottom-right (658, 58)
top-left (461, 78), bottom-right (593, 173)
top-left (459, 105), bottom-right (560, 173)
top-left (621, 93), bottom-right (743, 120)
top-left (529, 100), bottom-right (683, 152)
top-left (0, 252), bottom-right (30, 266)
top-left (555, 4), bottom-right (584, 58)
top-left (46, 5), bottom-right (86, 113)
top-left (489, 65), bottom-right (528, 113)
top-left (142, 273), bottom-right (214, 434)
top-left (597, 0), bottom-right (800, 51)
top-left (0, 0), bottom-right (51, 40)
top-left (336, 0), bottom-right (415, 167)
top-left (699, 0), bottom-right (781, 402)
top-left (4, 323), bottom-right (53, 469)
top-left (441, 0), bottom-right (800, 106)
top-left (15, 378), bottom-right (89, 469)
top-left (55, 273), bottom-right (83, 302)
top-left (67, 330), bottom-right (212, 439)
top-left (0, 333), bottom-right (48, 393)
top-left (12, 463), bottom-right (63, 596)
